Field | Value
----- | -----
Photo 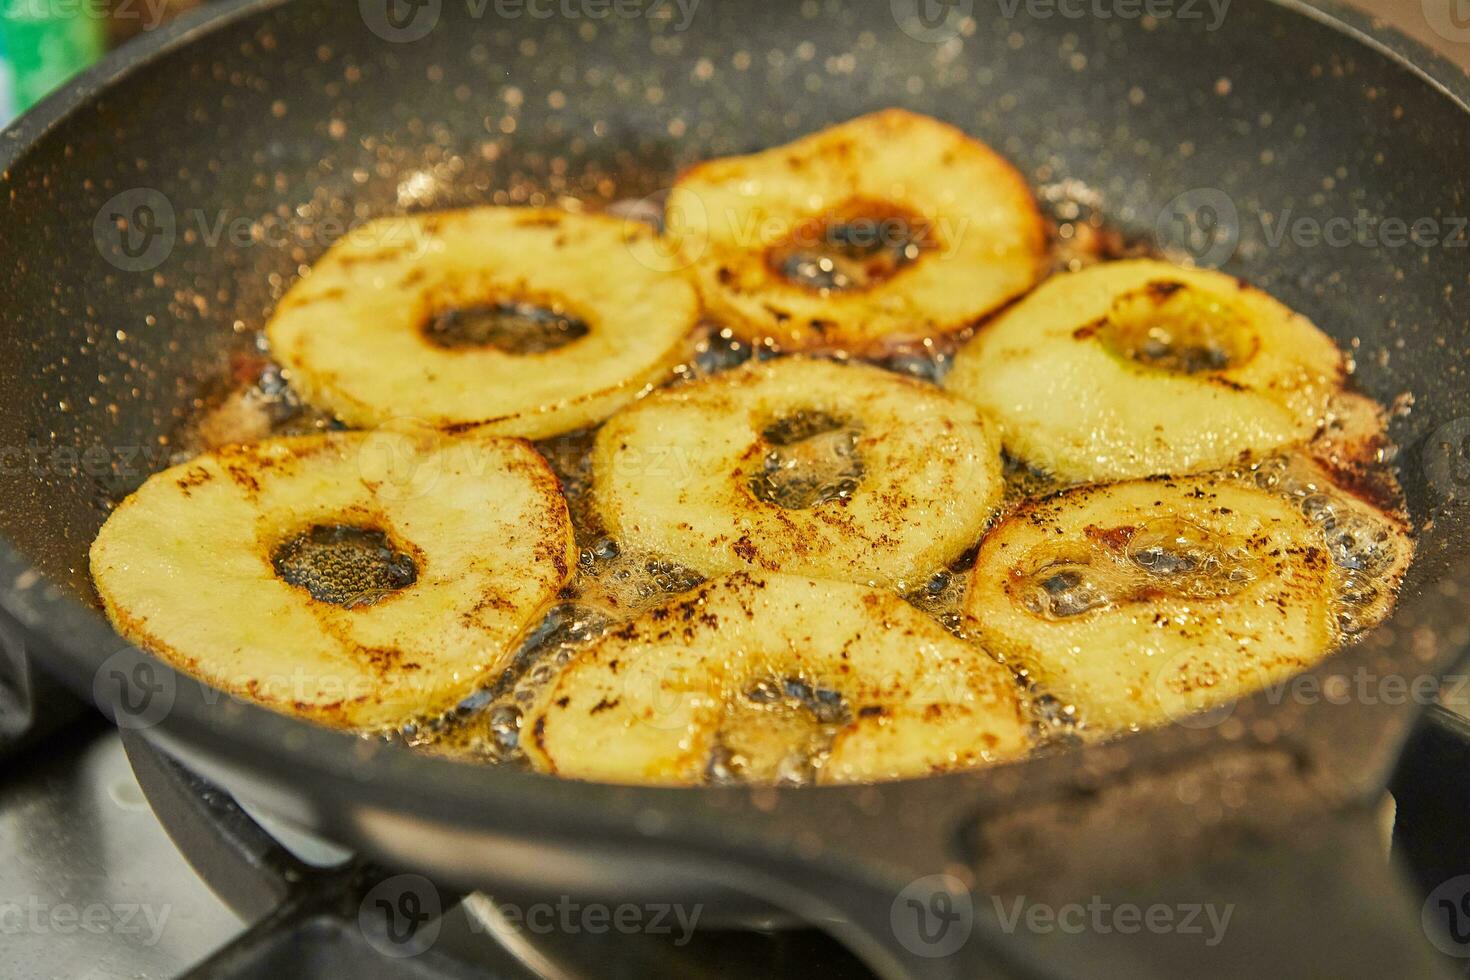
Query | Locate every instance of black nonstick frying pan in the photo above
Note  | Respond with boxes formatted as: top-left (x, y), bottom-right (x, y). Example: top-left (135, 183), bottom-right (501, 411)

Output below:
top-left (2, 0), bottom-right (1469, 976)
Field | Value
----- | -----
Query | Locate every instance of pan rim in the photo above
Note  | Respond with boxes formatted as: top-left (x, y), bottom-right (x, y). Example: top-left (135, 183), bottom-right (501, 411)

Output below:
top-left (2, 0), bottom-right (1469, 855)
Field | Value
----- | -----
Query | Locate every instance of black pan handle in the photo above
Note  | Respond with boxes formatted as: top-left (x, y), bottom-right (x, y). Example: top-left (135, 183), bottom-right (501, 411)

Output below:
top-left (731, 736), bottom-right (1456, 979)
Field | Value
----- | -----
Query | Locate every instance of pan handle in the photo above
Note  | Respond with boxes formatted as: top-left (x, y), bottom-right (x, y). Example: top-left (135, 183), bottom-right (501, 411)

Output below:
top-left (737, 739), bottom-right (1456, 980)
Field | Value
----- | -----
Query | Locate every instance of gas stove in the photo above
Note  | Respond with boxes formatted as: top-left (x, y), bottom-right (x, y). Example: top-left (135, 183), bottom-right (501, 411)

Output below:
top-left (3, 643), bottom-right (1470, 979)
top-left (0, 662), bottom-right (882, 979)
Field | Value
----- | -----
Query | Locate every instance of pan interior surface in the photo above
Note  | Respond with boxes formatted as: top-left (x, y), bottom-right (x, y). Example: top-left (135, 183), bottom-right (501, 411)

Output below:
top-left (1, 0), bottom-right (1468, 779)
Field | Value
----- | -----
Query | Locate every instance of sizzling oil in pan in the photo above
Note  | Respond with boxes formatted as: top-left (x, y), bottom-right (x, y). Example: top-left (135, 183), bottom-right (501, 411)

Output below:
top-left (153, 183), bottom-right (1410, 784)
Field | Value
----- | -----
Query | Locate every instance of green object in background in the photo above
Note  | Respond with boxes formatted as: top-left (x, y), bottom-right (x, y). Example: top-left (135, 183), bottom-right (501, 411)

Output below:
top-left (0, 2), bottom-right (105, 122)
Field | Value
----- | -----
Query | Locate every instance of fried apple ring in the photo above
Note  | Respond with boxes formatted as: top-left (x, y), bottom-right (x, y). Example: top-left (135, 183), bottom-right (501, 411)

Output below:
top-left (267, 207), bottom-right (699, 438)
top-left (592, 356), bottom-right (1004, 589)
top-left (666, 109), bottom-right (1045, 352)
top-left (944, 259), bottom-right (1345, 482)
top-left (90, 427), bottom-right (575, 729)
top-left (524, 572), bottom-right (1028, 784)
top-left (963, 470), bottom-right (1410, 733)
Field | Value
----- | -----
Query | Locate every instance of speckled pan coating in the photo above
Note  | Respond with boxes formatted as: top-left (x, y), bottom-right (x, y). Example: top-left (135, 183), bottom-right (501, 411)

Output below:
top-left (0, 0), bottom-right (1467, 966)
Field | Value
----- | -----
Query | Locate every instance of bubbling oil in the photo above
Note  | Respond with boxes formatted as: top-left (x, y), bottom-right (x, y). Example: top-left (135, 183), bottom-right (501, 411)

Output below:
top-left (182, 349), bottom-right (1408, 778)
top-left (749, 411), bottom-right (866, 511)
top-left (1224, 453), bottom-right (1408, 640)
top-left (270, 524), bottom-right (418, 608)
top-left (708, 677), bottom-right (853, 786)
top-left (168, 190), bottom-right (1409, 782)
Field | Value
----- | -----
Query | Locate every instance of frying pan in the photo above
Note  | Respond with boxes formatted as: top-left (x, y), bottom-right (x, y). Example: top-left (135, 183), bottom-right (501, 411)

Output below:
top-left (2, 0), bottom-right (1468, 976)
